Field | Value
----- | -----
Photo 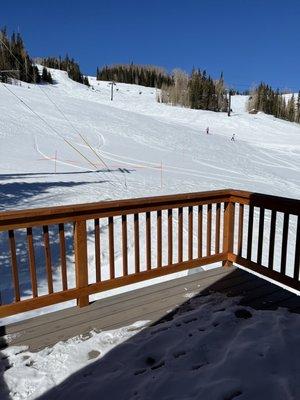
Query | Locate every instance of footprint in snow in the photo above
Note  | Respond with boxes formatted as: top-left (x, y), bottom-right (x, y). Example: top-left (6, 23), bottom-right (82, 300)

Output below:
top-left (235, 309), bottom-right (252, 319)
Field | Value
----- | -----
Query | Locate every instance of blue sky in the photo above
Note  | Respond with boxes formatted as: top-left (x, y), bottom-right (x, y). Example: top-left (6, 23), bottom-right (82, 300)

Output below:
top-left (1, 0), bottom-right (299, 91)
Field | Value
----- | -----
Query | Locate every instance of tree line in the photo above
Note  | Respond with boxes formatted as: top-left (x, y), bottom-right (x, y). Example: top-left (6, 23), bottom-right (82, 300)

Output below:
top-left (0, 27), bottom-right (89, 86)
top-left (96, 64), bottom-right (173, 88)
top-left (40, 56), bottom-right (90, 86)
top-left (247, 83), bottom-right (300, 123)
top-left (0, 28), bottom-right (51, 84)
top-left (157, 69), bottom-right (228, 112)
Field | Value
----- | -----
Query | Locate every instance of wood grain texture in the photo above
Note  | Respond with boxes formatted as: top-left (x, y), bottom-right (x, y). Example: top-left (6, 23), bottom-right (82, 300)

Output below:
top-left (27, 227), bottom-right (38, 298)
top-left (8, 230), bottom-right (20, 302)
top-left (94, 219), bottom-right (101, 282)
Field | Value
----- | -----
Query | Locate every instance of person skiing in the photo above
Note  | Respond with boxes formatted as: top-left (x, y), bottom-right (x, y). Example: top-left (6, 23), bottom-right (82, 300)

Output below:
top-left (231, 133), bottom-right (236, 142)
top-left (206, 127), bottom-right (209, 134)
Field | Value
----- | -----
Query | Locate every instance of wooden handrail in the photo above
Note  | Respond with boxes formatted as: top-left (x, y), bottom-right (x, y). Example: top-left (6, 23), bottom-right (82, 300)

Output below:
top-left (0, 189), bottom-right (299, 318)
top-left (0, 189), bottom-right (233, 230)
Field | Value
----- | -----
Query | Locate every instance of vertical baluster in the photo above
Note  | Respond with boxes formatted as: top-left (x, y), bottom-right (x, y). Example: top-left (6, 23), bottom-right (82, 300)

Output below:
top-left (207, 204), bottom-right (212, 256)
top-left (247, 205), bottom-right (254, 260)
top-left (8, 230), bottom-right (20, 302)
top-left (188, 206), bottom-right (193, 260)
top-left (109, 216), bottom-right (115, 279)
top-left (74, 220), bottom-right (89, 307)
top-left (178, 207), bottom-right (183, 263)
top-left (268, 210), bottom-right (276, 270)
top-left (198, 205), bottom-right (203, 258)
top-left (146, 212), bottom-right (151, 270)
top-left (122, 215), bottom-right (128, 276)
top-left (157, 210), bottom-right (162, 267)
top-left (280, 213), bottom-right (289, 275)
top-left (294, 216), bottom-right (300, 280)
top-left (168, 209), bottom-right (173, 265)
top-left (59, 223), bottom-right (68, 290)
top-left (43, 225), bottom-right (53, 294)
top-left (257, 208), bottom-right (265, 265)
top-left (94, 219), bottom-right (101, 282)
top-left (237, 204), bottom-right (244, 257)
top-left (27, 227), bottom-right (38, 298)
top-left (134, 213), bottom-right (140, 273)
top-left (215, 203), bottom-right (221, 254)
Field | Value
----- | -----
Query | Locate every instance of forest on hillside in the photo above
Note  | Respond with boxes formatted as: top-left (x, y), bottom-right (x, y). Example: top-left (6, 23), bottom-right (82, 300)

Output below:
top-left (97, 64), bottom-right (228, 113)
top-left (1, 27), bottom-right (300, 122)
top-left (157, 69), bottom-right (228, 112)
top-left (0, 28), bottom-right (52, 84)
top-left (247, 83), bottom-right (300, 123)
top-left (96, 64), bottom-right (173, 88)
top-left (40, 56), bottom-right (89, 86)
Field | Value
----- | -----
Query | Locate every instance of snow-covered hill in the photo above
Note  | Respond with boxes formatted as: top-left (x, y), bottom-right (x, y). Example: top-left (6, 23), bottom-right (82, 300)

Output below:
top-left (1, 67), bottom-right (300, 215)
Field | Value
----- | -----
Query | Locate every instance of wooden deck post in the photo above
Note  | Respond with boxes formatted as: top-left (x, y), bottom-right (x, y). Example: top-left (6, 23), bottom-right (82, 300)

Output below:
top-left (222, 200), bottom-right (235, 267)
top-left (74, 220), bottom-right (89, 307)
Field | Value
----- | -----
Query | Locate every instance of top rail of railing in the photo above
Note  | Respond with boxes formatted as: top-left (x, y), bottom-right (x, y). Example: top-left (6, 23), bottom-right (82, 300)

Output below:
top-left (0, 189), bottom-right (233, 230)
top-left (0, 189), bottom-right (299, 232)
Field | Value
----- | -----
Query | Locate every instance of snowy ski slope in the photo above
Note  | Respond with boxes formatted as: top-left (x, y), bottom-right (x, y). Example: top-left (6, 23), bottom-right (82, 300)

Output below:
top-left (0, 67), bottom-right (300, 324)
top-left (0, 67), bottom-right (299, 212)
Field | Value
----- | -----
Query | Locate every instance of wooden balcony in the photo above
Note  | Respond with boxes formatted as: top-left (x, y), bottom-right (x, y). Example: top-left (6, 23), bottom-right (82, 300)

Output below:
top-left (0, 189), bottom-right (299, 350)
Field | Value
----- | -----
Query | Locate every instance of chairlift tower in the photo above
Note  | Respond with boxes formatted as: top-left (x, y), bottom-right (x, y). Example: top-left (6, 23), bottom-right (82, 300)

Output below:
top-left (109, 81), bottom-right (116, 101)
top-left (227, 89), bottom-right (232, 117)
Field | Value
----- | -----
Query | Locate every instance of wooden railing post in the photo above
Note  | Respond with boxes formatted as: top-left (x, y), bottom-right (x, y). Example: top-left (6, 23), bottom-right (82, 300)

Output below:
top-left (222, 200), bottom-right (235, 267)
top-left (74, 220), bottom-right (89, 307)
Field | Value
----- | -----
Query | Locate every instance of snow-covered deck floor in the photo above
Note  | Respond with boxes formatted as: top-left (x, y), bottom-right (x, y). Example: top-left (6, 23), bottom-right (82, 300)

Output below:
top-left (1, 266), bottom-right (300, 352)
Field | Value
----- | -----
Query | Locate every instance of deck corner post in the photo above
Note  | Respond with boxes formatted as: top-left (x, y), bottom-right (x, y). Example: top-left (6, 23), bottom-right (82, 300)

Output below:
top-left (222, 199), bottom-right (235, 268)
top-left (74, 220), bottom-right (89, 307)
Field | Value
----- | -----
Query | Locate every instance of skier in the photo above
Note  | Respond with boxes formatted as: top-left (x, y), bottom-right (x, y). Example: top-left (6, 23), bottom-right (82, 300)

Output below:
top-left (206, 127), bottom-right (209, 134)
top-left (231, 133), bottom-right (236, 142)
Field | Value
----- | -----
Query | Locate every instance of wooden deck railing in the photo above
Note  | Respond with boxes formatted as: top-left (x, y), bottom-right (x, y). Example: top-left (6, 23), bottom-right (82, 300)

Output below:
top-left (0, 189), bottom-right (299, 318)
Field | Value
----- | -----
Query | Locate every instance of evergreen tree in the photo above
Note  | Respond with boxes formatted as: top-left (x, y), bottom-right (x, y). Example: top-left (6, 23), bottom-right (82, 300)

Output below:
top-left (83, 76), bottom-right (90, 86)
top-left (296, 91), bottom-right (300, 123)
top-left (41, 67), bottom-right (53, 84)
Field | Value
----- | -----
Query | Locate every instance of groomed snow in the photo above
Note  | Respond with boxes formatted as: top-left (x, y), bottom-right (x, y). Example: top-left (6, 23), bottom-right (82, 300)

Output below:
top-left (1, 292), bottom-right (300, 400)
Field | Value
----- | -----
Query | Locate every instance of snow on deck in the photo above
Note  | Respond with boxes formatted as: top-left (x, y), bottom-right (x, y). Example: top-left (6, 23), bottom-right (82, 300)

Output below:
top-left (0, 266), bottom-right (300, 399)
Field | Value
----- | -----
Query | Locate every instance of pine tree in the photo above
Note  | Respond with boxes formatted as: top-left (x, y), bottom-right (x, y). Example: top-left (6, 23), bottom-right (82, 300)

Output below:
top-left (296, 91), bottom-right (300, 123)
